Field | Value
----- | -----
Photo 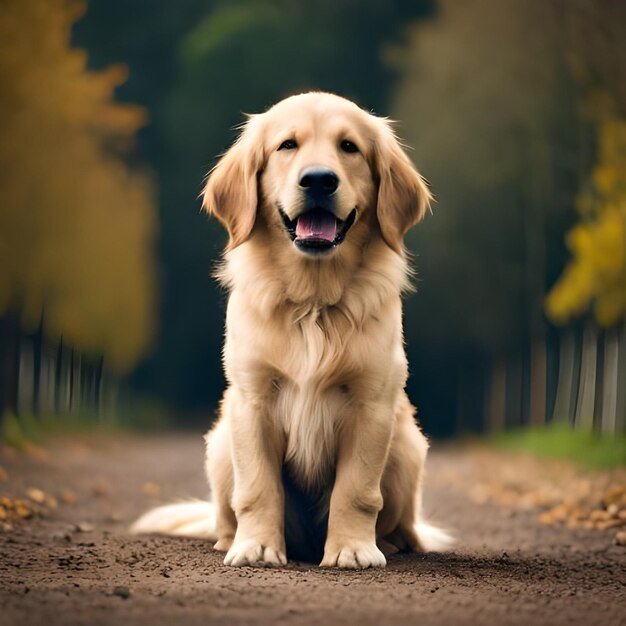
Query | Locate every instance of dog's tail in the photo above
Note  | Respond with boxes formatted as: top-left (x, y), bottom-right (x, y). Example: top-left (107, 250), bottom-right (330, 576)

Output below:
top-left (414, 521), bottom-right (455, 552)
top-left (130, 500), bottom-right (217, 540)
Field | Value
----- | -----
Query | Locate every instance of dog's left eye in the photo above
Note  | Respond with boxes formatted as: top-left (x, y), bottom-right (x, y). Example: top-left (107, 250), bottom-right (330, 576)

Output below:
top-left (340, 140), bottom-right (359, 154)
top-left (278, 139), bottom-right (298, 151)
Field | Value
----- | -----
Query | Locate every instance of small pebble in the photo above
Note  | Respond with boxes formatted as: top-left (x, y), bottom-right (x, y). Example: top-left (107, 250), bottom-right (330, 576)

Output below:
top-left (112, 586), bottom-right (131, 599)
top-left (75, 522), bottom-right (95, 533)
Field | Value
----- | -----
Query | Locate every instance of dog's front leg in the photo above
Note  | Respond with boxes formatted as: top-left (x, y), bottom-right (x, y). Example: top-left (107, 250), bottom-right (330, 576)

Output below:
top-left (223, 388), bottom-right (286, 567)
top-left (321, 403), bottom-right (393, 569)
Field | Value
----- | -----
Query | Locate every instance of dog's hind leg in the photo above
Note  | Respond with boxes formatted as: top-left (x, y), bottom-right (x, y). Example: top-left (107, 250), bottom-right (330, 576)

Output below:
top-left (377, 396), bottom-right (426, 551)
top-left (378, 394), bottom-right (453, 553)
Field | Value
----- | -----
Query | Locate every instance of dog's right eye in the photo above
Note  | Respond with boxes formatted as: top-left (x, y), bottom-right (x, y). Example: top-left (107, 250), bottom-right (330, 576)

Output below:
top-left (277, 139), bottom-right (298, 151)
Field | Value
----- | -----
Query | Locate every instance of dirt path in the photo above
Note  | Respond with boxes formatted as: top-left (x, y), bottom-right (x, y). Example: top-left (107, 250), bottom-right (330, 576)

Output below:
top-left (0, 433), bottom-right (624, 626)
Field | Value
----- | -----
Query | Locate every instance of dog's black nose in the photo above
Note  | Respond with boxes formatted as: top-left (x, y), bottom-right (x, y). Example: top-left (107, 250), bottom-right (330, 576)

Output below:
top-left (299, 167), bottom-right (339, 196)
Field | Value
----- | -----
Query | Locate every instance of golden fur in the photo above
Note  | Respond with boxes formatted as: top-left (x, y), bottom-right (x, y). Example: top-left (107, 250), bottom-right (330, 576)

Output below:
top-left (131, 92), bottom-right (451, 568)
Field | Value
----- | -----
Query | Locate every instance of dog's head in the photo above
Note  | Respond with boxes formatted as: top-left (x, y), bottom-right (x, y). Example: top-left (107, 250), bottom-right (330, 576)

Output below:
top-left (203, 92), bottom-right (431, 256)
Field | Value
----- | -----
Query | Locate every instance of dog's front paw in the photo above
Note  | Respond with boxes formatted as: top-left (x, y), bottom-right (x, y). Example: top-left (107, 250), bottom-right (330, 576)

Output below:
top-left (320, 540), bottom-right (386, 569)
top-left (224, 539), bottom-right (287, 567)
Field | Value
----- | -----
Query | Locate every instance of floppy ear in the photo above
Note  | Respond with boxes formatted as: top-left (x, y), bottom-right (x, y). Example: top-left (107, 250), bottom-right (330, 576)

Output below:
top-left (374, 121), bottom-right (432, 253)
top-left (203, 116), bottom-right (264, 250)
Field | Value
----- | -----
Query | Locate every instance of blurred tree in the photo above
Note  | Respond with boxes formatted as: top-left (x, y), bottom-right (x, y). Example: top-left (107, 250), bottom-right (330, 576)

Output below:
top-left (388, 0), bottom-right (583, 433)
top-left (545, 0), bottom-right (626, 329)
top-left (546, 119), bottom-right (626, 327)
top-left (0, 0), bottom-right (157, 376)
top-left (389, 0), bottom-right (626, 435)
top-left (544, 0), bottom-right (626, 434)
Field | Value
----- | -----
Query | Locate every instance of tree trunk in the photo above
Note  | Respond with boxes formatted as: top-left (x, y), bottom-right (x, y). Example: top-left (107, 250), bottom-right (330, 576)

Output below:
top-left (616, 321), bottom-right (626, 435)
top-left (574, 323), bottom-right (598, 431)
top-left (55, 342), bottom-right (71, 415)
top-left (70, 351), bottom-right (82, 414)
top-left (486, 357), bottom-right (507, 432)
top-left (529, 338), bottom-right (547, 426)
top-left (552, 328), bottom-right (577, 424)
top-left (95, 356), bottom-right (104, 417)
top-left (505, 356), bottom-right (524, 429)
top-left (39, 342), bottom-right (56, 416)
top-left (17, 337), bottom-right (34, 415)
top-left (600, 327), bottom-right (619, 434)
top-left (32, 319), bottom-right (43, 416)
top-left (0, 316), bottom-right (20, 418)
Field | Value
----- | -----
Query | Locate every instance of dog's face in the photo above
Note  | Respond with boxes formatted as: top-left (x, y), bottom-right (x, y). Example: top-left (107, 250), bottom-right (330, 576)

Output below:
top-left (259, 97), bottom-right (375, 257)
top-left (204, 92), bottom-right (431, 256)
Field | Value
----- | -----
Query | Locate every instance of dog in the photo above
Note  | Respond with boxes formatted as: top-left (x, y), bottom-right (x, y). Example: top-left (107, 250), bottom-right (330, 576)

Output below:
top-left (131, 92), bottom-right (452, 568)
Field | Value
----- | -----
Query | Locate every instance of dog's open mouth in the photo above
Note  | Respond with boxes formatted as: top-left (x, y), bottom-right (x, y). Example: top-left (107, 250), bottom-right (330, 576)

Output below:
top-left (280, 207), bottom-right (357, 254)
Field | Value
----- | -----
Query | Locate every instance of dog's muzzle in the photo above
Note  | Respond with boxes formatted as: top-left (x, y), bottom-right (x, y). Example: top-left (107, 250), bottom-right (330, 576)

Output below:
top-left (279, 166), bottom-right (357, 255)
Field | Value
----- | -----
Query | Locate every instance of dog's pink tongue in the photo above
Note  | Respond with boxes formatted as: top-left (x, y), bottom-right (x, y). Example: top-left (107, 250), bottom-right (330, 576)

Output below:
top-left (295, 211), bottom-right (337, 241)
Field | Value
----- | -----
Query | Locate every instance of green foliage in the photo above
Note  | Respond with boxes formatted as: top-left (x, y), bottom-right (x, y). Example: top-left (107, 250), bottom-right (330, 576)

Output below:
top-left (181, 3), bottom-right (281, 62)
top-left (0, 403), bottom-right (171, 450)
top-left (1, 411), bottom-right (104, 448)
top-left (0, 413), bottom-right (30, 451)
top-left (491, 422), bottom-right (626, 469)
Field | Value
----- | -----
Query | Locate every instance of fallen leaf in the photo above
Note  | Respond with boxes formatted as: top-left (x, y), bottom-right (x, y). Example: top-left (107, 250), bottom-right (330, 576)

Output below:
top-left (603, 486), bottom-right (626, 507)
top-left (589, 509), bottom-right (612, 522)
top-left (45, 495), bottom-right (58, 510)
top-left (62, 490), bottom-right (75, 504)
top-left (606, 503), bottom-right (619, 517)
top-left (15, 502), bottom-right (33, 519)
top-left (141, 482), bottom-right (161, 497)
top-left (538, 511), bottom-right (555, 525)
top-left (26, 488), bottom-right (46, 504)
top-left (595, 519), bottom-right (624, 530)
top-left (0, 496), bottom-right (14, 510)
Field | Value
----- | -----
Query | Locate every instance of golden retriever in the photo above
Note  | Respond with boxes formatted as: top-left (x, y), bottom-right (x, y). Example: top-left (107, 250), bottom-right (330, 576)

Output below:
top-left (131, 92), bottom-right (451, 568)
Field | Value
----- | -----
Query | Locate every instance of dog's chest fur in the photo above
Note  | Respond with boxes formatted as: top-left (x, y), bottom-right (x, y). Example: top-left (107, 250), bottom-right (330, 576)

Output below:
top-left (272, 309), bottom-right (357, 488)
top-left (258, 304), bottom-right (402, 489)
top-left (222, 242), bottom-right (409, 490)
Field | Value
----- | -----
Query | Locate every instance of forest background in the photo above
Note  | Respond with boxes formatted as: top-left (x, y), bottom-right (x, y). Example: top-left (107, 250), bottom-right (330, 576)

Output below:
top-left (1, 0), bottom-right (624, 444)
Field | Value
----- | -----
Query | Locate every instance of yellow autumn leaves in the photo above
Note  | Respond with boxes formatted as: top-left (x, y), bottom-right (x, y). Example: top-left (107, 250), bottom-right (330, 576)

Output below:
top-left (0, 0), bottom-right (157, 371)
top-left (546, 119), bottom-right (626, 328)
